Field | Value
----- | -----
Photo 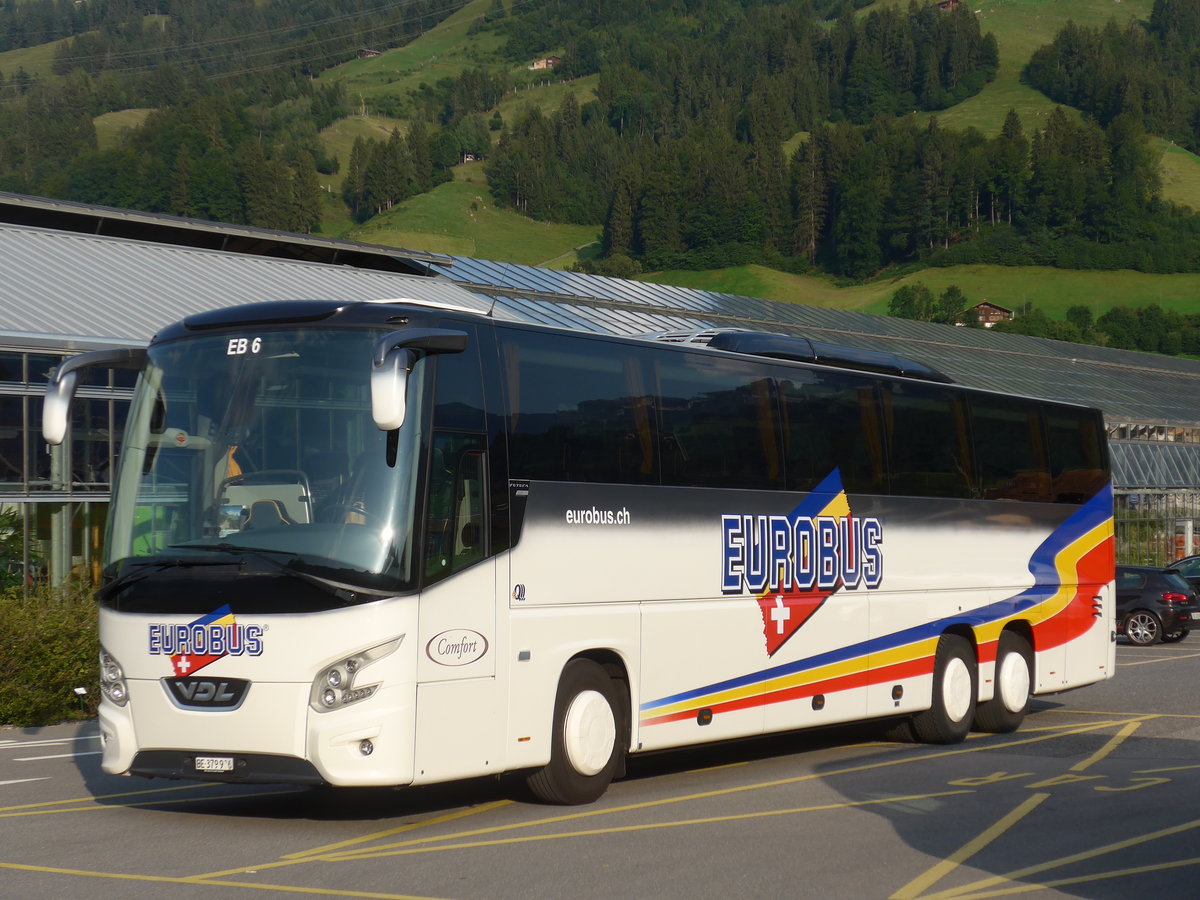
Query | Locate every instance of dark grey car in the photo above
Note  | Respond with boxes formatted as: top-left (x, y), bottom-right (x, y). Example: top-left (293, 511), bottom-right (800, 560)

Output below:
top-left (1115, 565), bottom-right (1200, 646)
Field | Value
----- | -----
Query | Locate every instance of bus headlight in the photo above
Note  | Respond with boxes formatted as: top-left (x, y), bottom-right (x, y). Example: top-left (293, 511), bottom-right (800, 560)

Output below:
top-left (99, 647), bottom-right (129, 707)
top-left (309, 636), bottom-right (402, 713)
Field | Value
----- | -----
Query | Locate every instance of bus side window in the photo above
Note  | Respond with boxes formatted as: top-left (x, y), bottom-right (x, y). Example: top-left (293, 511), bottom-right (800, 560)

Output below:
top-left (883, 383), bottom-right (972, 499)
top-left (655, 355), bottom-right (781, 491)
top-left (503, 333), bottom-right (657, 484)
top-left (969, 396), bottom-right (1050, 502)
top-left (424, 433), bottom-right (487, 585)
top-left (1046, 407), bottom-right (1107, 503)
top-left (779, 371), bottom-right (885, 495)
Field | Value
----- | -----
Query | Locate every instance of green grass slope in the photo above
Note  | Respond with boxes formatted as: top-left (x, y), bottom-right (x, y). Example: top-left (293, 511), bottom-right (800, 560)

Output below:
top-left (346, 162), bottom-right (599, 265)
top-left (642, 264), bottom-right (1200, 319)
top-left (0, 36), bottom-right (69, 81)
top-left (906, 0), bottom-right (1154, 136)
top-left (93, 109), bottom-right (155, 151)
top-left (315, 0), bottom-right (505, 105)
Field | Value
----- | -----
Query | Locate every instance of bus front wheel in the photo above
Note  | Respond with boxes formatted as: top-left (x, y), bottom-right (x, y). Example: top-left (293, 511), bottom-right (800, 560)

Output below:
top-left (526, 659), bottom-right (625, 805)
top-left (910, 634), bottom-right (977, 744)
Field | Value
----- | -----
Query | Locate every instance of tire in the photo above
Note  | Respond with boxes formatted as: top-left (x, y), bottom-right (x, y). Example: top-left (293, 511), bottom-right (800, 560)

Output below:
top-left (1161, 628), bottom-right (1189, 644)
top-left (909, 634), bottom-right (977, 744)
top-left (973, 631), bottom-right (1033, 734)
top-left (1123, 611), bottom-right (1162, 646)
top-left (526, 659), bottom-right (625, 805)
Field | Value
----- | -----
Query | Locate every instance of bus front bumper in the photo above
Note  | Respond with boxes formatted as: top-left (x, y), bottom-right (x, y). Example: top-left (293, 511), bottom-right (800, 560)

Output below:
top-left (99, 679), bottom-right (416, 787)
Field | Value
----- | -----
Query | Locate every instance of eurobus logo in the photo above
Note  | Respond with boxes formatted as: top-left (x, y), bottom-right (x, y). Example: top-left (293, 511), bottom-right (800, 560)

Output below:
top-left (148, 604), bottom-right (264, 677)
top-left (721, 469), bottom-right (884, 656)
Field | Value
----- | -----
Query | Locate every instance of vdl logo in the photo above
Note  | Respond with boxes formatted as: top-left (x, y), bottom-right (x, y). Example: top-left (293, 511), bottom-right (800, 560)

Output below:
top-left (147, 604), bottom-right (264, 677)
top-left (163, 676), bottom-right (251, 711)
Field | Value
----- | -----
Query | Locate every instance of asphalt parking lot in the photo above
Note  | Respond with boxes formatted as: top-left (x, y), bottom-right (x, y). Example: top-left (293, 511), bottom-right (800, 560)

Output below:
top-left (3, 638), bottom-right (1199, 900)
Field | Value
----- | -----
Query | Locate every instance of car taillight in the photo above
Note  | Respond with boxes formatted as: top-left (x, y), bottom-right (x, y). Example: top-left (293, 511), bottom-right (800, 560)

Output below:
top-left (1161, 592), bottom-right (1190, 604)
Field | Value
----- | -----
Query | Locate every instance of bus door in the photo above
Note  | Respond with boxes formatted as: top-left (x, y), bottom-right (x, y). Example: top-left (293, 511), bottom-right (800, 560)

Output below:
top-left (411, 340), bottom-right (502, 783)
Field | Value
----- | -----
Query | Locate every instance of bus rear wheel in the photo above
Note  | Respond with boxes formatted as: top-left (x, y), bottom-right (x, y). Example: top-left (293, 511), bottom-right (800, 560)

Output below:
top-left (910, 634), bottom-right (977, 744)
top-left (526, 659), bottom-right (625, 805)
top-left (973, 631), bottom-right (1032, 733)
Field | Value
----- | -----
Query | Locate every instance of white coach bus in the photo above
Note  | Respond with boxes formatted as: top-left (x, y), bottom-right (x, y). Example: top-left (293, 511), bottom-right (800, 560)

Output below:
top-left (44, 298), bottom-right (1115, 804)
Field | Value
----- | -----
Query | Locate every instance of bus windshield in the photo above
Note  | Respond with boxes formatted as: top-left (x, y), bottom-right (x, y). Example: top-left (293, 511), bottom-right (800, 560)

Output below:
top-left (104, 327), bottom-right (423, 594)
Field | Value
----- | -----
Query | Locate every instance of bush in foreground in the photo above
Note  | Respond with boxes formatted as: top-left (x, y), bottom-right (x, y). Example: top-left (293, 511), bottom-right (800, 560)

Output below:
top-left (0, 582), bottom-right (98, 727)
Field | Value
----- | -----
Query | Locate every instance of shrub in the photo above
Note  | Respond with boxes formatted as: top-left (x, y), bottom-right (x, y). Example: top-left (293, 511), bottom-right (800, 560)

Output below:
top-left (0, 582), bottom-right (98, 726)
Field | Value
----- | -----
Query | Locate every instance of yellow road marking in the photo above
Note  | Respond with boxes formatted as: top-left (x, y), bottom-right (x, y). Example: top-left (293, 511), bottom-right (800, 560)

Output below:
top-left (3, 715), bottom-right (1151, 898)
top-left (190, 800), bottom-right (515, 880)
top-left (316, 791), bottom-right (974, 862)
top-left (1037, 707), bottom-right (1200, 720)
top-left (0, 862), bottom-right (451, 899)
top-left (935, 855), bottom-right (1200, 898)
top-left (198, 727), bottom-right (1096, 880)
top-left (1003, 718), bottom-right (1142, 733)
top-left (1136, 763), bottom-right (1200, 773)
top-left (890, 793), bottom-right (1050, 900)
top-left (0, 788), bottom-right (305, 818)
top-left (894, 719), bottom-right (1147, 898)
top-left (1070, 720), bottom-right (1141, 772)
top-left (0, 781), bottom-right (223, 813)
top-left (283, 800), bottom-right (514, 860)
top-left (683, 760), bottom-right (751, 774)
top-left (921, 816), bottom-right (1200, 899)
top-left (1118, 651), bottom-right (1200, 667)
top-left (283, 721), bottom-right (1132, 862)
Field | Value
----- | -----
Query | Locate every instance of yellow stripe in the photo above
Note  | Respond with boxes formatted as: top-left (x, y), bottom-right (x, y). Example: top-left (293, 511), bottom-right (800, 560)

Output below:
top-left (653, 515), bottom-right (1114, 720)
top-left (645, 636), bottom-right (941, 720)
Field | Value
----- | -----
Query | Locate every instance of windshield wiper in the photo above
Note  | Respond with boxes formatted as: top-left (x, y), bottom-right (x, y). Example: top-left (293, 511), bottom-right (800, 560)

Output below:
top-left (98, 554), bottom-right (240, 604)
top-left (165, 543), bottom-right (383, 605)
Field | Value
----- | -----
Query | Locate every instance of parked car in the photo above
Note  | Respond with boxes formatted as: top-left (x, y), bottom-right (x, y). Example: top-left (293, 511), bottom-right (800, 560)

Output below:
top-left (1115, 565), bottom-right (1200, 645)
top-left (1170, 554), bottom-right (1200, 591)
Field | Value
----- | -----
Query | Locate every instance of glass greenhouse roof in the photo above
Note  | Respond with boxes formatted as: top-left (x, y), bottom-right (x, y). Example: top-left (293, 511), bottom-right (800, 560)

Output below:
top-left (434, 256), bottom-right (1200, 429)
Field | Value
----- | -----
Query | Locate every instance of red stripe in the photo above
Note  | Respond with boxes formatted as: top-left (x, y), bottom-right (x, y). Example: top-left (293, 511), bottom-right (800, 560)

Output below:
top-left (1033, 537), bottom-right (1114, 651)
top-left (641, 655), bottom-right (935, 727)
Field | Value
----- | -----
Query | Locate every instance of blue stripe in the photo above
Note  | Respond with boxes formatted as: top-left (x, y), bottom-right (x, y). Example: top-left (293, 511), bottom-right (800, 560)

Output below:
top-left (641, 486), bottom-right (1113, 715)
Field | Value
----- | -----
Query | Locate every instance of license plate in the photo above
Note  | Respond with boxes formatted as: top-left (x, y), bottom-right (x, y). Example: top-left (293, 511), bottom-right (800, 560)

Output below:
top-left (1192, 613), bottom-right (1200, 621)
top-left (195, 755), bottom-right (234, 773)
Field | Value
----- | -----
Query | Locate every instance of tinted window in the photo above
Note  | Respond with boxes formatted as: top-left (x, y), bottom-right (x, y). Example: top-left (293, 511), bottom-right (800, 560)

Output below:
top-left (503, 331), bottom-right (656, 484)
top-left (970, 396), bottom-right (1049, 502)
top-left (424, 433), bottom-right (487, 585)
top-left (0, 352), bottom-right (21, 384)
top-left (656, 353), bottom-right (781, 490)
top-left (1046, 407), bottom-right (1107, 503)
top-left (1117, 569), bottom-right (1146, 590)
top-left (433, 331), bottom-right (486, 431)
top-left (26, 354), bottom-right (61, 385)
top-left (883, 382), bottom-right (971, 498)
top-left (0, 395), bottom-right (23, 488)
top-left (779, 369), bottom-right (885, 494)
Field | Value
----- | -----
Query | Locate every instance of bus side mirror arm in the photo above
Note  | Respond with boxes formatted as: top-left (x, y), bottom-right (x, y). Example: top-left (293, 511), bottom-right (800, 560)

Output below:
top-left (43, 347), bottom-right (147, 445)
top-left (371, 329), bottom-right (468, 431)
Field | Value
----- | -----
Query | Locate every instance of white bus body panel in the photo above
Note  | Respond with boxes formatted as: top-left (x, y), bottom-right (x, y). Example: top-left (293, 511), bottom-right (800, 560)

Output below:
top-left (411, 559), bottom-right (503, 784)
top-left (98, 599), bottom-right (420, 786)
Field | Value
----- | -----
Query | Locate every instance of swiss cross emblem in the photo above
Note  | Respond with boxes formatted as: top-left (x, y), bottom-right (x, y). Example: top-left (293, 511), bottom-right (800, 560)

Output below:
top-left (722, 469), bottom-right (884, 658)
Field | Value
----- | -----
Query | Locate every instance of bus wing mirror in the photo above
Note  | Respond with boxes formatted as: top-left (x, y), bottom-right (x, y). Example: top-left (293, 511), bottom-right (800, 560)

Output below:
top-left (371, 329), bottom-right (468, 431)
top-left (43, 347), bottom-right (147, 445)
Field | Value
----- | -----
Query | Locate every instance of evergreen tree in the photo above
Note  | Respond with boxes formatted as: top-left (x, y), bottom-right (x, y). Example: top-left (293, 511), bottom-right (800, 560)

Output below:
top-left (789, 137), bottom-right (826, 263)
top-left (291, 152), bottom-right (322, 233)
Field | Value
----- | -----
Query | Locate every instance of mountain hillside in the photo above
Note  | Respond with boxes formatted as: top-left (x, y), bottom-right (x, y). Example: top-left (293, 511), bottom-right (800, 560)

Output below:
top-left (1, 0), bottom-right (1200, 352)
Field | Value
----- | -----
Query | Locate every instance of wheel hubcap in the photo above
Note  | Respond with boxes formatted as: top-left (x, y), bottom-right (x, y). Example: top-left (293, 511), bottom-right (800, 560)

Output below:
top-left (1128, 613), bottom-right (1158, 644)
top-left (997, 650), bottom-right (1031, 713)
top-left (563, 689), bottom-right (616, 776)
top-left (942, 656), bottom-right (973, 723)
